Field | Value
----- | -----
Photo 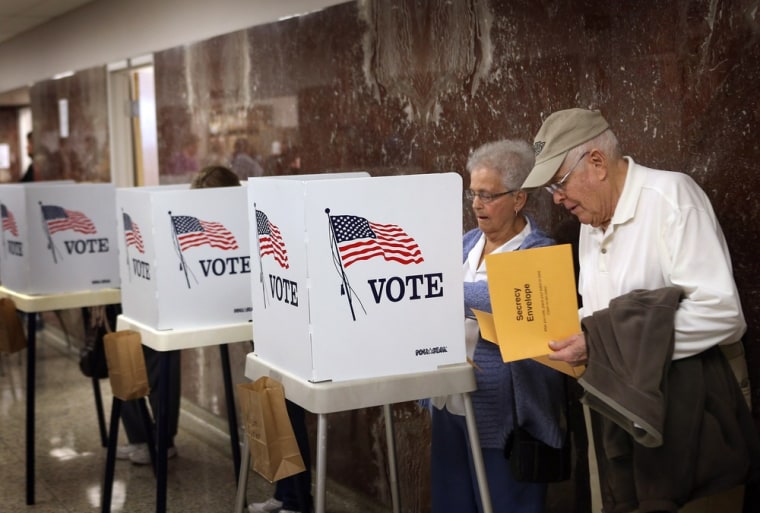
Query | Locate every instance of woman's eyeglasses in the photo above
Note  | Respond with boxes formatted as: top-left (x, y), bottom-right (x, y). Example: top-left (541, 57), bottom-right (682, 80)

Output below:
top-left (465, 189), bottom-right (516, 204)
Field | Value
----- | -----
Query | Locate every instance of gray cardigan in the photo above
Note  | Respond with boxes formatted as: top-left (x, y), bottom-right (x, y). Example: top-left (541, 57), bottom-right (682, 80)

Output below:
top-left (462, 217), bottom-right (566, 449)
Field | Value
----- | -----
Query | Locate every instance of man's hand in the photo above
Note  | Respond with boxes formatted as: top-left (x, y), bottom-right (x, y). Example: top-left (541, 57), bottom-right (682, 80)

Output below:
top-left (548, 332), bottom-right (588, 366)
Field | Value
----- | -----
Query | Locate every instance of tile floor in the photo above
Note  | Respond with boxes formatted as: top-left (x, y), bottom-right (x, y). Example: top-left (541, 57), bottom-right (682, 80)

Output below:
top-left (0, 330), bottom-right (385, 513)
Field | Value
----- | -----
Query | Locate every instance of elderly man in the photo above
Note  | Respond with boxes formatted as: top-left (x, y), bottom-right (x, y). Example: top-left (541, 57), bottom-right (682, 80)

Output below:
top-left (521, 108), bottom-right (759, 513)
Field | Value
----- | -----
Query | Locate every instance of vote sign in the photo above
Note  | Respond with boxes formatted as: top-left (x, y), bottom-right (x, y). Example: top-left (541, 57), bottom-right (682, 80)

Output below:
top-left (116, 185), bottom-right (252, 330)
top-left (0, 182), bottom-right (119, 294)
top-left (248, 172), bottom-right (466, 382)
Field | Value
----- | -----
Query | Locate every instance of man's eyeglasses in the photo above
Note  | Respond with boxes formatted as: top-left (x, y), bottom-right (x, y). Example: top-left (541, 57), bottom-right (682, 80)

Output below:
top-left (465, 189), bottom-right (516, 204)
top-left (544, 151), bottom-right (589, 195)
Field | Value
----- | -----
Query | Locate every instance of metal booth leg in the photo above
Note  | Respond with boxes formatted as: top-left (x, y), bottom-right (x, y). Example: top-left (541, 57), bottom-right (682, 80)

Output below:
top-left (219, 344), bottom-right (242, 481)
top-left (382, 404), bottom-right (401, 513)
top-left (25, 312), bottom-right (36, 505)
top-left (315, 413), bottom-right (328, 513)
top-left (102, 397), bottom-right (122, 513)
top-left (463, 392), bottom-right (493, 513)
top-left (155, 351), bottom-right (170, 513)
top-left (92, 377), bottom-right (109, 446)
top-left (234, 435), bottom-right (251, 513)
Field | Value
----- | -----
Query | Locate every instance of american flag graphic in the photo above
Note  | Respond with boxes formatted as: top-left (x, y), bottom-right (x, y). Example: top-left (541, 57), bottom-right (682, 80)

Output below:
top-left (1, 204), bottom-right (18, 237)
top-left (171, 215), bottom-right (238, 252)
top-left (329, 215), bottom-right (423, 267)
top-left (256, 210), bottom-right (289, 269)
top-left (41, 204), bottom-right (97, 235)
top-left (123, 212), bottom-right (144, 253)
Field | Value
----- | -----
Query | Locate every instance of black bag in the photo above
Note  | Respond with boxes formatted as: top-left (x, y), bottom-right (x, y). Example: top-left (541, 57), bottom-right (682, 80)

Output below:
top-left (79, 305), bottom-right (120, 379)
top-left (505, 425), bottom-right (572, 483)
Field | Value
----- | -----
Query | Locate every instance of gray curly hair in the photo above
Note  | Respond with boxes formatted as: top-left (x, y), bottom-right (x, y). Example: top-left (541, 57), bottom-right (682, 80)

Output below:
top-left (466, 139), bottom-right (535, 191)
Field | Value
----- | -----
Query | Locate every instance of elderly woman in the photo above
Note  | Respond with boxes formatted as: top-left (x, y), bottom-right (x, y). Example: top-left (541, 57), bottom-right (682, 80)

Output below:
top-left (430, 139), bottom-right (566, 513)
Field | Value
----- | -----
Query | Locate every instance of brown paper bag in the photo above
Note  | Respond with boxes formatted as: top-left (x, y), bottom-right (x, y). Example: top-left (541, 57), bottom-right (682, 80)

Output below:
top-left (237, 377), bottom-right (306, 482)
top-left (0, 297), bottom-right (26, 353)
top-left (103, 330), bottom-right (150, 401)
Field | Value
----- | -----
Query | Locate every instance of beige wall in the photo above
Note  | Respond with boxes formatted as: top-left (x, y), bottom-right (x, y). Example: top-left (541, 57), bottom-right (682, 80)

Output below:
top-left (0, 0), bottom-right (347, 95)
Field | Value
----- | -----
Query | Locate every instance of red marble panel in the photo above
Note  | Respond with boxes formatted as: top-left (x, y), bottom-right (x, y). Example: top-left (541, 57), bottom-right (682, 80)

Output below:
top-left (29, 66), bottom-right (110, 183)
top-left (19, 0), bottom-right (758, 510)
top-left (0, 108), bottom-right (22, 181)
top-left (156, 0), bottom-right (760, 510)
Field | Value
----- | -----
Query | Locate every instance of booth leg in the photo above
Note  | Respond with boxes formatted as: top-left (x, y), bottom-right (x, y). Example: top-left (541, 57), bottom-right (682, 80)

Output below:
top-left (220, 344), bottom-right (241, 481)
top-left (155, 352), bottom-right (170, 513)
top-left (315, 413), bottom-right (328, 513)
top-left (102, 397), bottom-right (122, 513)
top-left (92, 377), bottom-right (108, 447)
top-left (233, 435), bottom-right (251, 513)
top-left (382, 404), bottom-right (401, 513)
top-left (463, 392), bottom-right (493, 513)
top-left (25, 312), bottom-right (36, 505)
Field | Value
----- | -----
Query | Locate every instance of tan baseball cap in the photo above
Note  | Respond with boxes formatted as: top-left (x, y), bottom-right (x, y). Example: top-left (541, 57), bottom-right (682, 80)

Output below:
top-left (521, 108), bottom-right (609, 189)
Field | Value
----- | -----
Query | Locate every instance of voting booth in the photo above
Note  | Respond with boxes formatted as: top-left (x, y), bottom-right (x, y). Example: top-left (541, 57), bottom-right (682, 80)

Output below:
top-left (0, 182), bottom-right (119, 294)
top-left (116, 185), bottom-right (252, 330)
top-left (248, 172), bottom-right (466, 382)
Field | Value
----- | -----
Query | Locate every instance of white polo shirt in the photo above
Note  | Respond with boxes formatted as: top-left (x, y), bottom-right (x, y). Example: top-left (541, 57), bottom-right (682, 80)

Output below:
top-left (578, 157), bottom-right (746, 360)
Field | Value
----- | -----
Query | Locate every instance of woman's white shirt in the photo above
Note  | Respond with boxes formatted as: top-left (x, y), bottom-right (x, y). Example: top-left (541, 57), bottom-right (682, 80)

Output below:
top-left (432, 221), bottom-right (530, 415)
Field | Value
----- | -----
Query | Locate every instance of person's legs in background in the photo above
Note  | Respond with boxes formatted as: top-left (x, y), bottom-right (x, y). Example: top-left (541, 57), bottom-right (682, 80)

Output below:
top-left (431, 406), bottom-right (479, 513)
top-left (116, 346), bottom-right (181, 464)
top-left (477, 447), bottom-right (547, 513)
top-left (431, 405), bottom-right (548, 513)
top-left (250, 399), bottom-right (312, 513)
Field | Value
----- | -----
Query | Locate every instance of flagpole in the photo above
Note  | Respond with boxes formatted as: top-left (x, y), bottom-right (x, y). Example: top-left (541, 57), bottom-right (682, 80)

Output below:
top-left (39, 202), bottom-right (60, 264)
top-left (122, 209), bottom-right (131, 282)
top-left (253, 204), bottom-right (268, 308)
top-left (325, 208), bottom-right (356, 321)
top-left (168, 211), bottom-right (191, 289)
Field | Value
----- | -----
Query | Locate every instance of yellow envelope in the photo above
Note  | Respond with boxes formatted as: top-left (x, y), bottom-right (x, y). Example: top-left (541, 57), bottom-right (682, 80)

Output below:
top-left (472, 309), bottom-right (582, 377)
top-left (475, 244), bottom-right (585, 378)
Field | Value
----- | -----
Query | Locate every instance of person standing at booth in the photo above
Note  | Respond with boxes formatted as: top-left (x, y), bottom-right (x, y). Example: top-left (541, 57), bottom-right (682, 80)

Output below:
top-left (248, 401), bottom-right (312, 513)
top-left (116, 165), bottom-right (241, 464)
top-left (247, 163), bottom-right (313, 513)
top-left (521, 108), bottom-right (759, 512)
top-left (429, 139), bottom-right (567, 513)
top-left (230, 138), bottom-right (265, 180)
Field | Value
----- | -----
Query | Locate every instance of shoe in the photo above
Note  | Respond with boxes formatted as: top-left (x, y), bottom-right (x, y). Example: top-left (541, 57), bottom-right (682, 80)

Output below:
top-left (248, 497), bottom-right (283, 513)
top-left (129, 444), bottom-right (177, 465)
top-left (115, 443), bottom-right (147, 460)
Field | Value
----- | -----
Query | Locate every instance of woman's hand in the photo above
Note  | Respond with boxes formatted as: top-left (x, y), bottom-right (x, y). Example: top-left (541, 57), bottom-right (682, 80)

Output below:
top-left (548, 332), bottom-right (587, 367)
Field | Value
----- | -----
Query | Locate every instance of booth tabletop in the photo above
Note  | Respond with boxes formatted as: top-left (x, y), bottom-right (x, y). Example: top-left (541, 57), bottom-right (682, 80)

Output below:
top-left (245, 353), bottom-right (476, 414)
top-left (0, 285), bottom-right (120, 313)
top-left (116, 314), bottom-right (253, 351)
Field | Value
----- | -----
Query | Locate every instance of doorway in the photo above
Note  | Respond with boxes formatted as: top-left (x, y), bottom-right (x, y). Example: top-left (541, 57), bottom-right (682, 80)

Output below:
top-left (107, 56), bottom-right (158, 187)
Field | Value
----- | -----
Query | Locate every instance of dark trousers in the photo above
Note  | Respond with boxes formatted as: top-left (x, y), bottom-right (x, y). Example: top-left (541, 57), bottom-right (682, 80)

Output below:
top-left (274, 400), bottom-right (312, 513)
top-left (121, 347), bottom-right (181, 446)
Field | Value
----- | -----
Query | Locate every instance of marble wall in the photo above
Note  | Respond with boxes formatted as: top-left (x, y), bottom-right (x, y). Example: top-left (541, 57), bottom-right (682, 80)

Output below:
top-left (29, 66), bottom-right (111, 183)
top-left (153, 1), bottom-right (760, 510)
top-left (0, 108), bottom-right (22, 181)
top-left (19, 0), bottom-right (760, 511)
